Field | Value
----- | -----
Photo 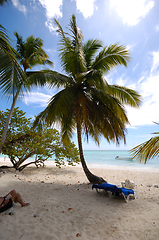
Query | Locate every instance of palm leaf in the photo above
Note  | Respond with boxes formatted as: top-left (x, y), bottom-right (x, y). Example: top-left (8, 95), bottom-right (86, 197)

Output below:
top-left (109, 85), bottom-right (142, 107)
top-left (34, 86), bottom-right (78, 140)
top-left (54, 15), bottom-right (87, 77)
top-left (27, 70), bottom-right (72, 88)
top-left (85, 87), bottom-right (128, 143)
top-left (92, 44), bottom-right (130, 72)
top-left (130, 136), bottom-right (159, 163)
top-left (34, 15), bottom-right (141, 147)
top-left (83, 39), bottom-right (102, 68)
top-left (14, 32), bottom-right (53, 71)
top-left (0, 25), bottom-right (27, 98)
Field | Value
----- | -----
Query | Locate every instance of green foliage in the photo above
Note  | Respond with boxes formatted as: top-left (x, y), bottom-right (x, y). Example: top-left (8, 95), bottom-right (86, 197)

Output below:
top-left (0, 107), bottom-right (80, 170)
top-left (33, 15), bottom-right (142, 184)
top-left (35, 15), bottom-right (141, 146)
top-left (0, 0), bottom-right (10, 6)
top-left (14, 32), bottom-right (53, 72)
top-left (130, 124), bottom-right (159, 163)
top-left (0, 28), bottom-right (55, 155)
top-left (0, 25), bottom-right (26, 98)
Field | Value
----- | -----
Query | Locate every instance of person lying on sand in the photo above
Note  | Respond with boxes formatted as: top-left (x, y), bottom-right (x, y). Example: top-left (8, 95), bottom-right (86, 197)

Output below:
top-left (0, 190), bottom-right (30, 213)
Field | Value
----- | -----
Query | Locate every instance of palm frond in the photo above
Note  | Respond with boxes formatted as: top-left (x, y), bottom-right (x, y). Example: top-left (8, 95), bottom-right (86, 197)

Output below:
top-left (130, 136), bottom-right (159, 163)
top-left (0, 24), bottom-right (13, 51)
top-left (83, 39), bottom-right (102, 68)
top-left (109, 85), bottom-right (142, 107)
top-left (13, 32), bottom-right (25, 60)
top-left (92, 44), bottom-right (130, 72)
top-left (88, 87), bottom-right (128, 142)
top-left (27, 70), bottom-right (73, 88)
top-left (54, 15), bottom-right (87, 77)
top-left (34, 15), bottom-right (141, 148)
top-left (33, 86), bottom-right (78, 140)
top-left (14, 32), bottom-right (53, 71)
top-left (81, 69), bottom-right (109, 92)
top-left (0, 26), bottom-right (27, 99)
top-left (27, 48), bottom-right (53, 68)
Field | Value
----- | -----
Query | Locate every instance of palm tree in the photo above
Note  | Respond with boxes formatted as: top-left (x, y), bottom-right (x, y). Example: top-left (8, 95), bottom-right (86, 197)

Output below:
top-left (0, 30), bottom-right (54, 153)
top-left (130, 123), bottom-right (159, 163)
top-left (14, 32), bottom-right (53, 73)
top-left (0, 0), bottom-right (10, 5)
top-left (0, 26), bottom-right (25, 97)
top-left (34, 15), bottom-right (141, 184)
top-left (0, 25), bottom-right (26, 153)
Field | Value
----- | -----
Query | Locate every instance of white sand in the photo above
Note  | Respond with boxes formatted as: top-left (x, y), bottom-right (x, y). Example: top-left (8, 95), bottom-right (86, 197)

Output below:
top-left (0, 161), bottom-right (159, 240)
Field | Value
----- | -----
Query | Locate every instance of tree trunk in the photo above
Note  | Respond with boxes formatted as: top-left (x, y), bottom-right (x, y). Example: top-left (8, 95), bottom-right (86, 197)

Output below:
top-left (14, 150), bottom-right (36, 170)
top-left (0, 86), bottom-right (22, 154)
top-left (76, 120), bottom-right (106, 184)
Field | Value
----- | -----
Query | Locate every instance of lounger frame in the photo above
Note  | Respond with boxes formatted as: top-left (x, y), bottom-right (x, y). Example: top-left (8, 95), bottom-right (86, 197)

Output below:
top-left (92, 183), bottom-right (138, 203)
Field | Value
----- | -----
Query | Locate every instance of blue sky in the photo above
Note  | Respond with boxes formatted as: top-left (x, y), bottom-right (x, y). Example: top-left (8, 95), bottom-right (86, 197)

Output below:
top-left (0, 0), bottom-right (159, 150)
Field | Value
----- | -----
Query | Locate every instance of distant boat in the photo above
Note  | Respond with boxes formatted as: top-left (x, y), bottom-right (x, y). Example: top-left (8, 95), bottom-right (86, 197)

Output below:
top-left (115, 156), bottom-right (133, 161)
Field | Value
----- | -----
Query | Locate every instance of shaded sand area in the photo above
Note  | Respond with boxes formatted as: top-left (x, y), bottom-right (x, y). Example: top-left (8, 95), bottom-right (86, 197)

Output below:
top-left (0, 161), bottom-right (159, 240)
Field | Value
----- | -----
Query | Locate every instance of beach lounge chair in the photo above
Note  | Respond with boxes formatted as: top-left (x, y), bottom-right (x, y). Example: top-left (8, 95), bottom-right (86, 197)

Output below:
top-left (92, 183), bottom-right (137, 203)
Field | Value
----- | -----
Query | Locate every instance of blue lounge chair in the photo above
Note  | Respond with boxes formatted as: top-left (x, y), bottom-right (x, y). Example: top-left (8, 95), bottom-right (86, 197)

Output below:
top-left (92, 183), bottom-right (137, 203)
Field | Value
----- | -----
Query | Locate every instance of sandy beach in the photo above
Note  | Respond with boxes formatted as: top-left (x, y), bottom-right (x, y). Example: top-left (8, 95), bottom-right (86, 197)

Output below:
top-left (0, 161), bottom-right (159, 240)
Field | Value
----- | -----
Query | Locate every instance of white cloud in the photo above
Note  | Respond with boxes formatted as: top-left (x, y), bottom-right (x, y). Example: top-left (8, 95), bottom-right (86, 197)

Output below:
top-left (38, 0), bottom-right (63, 19)
top-left (155, 24), bottom-right (159, 32)
top-left (38, 0), bottom-right (63, 32)
top-left (36, 0), bottom-right (97, 31)
top-left (45, 20), bottom-right (58, 33)
top-left (151, 51), bottom-right (159, 73)
top-left (23, 92), bottom-right (51, 107)
top-left (116, 75), bottom-right (127, 86)
top-left (99, 49), bottom-right (159, 128)
top-left (118, 50), bottom-right (159, 127)
top-left (11, 0), bottom-right (27, 14)
top-left (138, 76), bottom-right (145, 84)
top-left (73, 0), bottom-right (97, 18)
top-left (126, 70), bottom-right (159, 127)
top-left (133, 63), bottom-right (139, 72)
top-left (110, 0), bottom-right (154, 26)
top-left (126, 96), bottom-right (159, 127)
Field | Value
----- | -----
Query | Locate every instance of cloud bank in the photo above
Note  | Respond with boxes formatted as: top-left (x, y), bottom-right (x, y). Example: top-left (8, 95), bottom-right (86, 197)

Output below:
top-left (126, 50), bottom-right (159, 127)
top-left (38, 0), bottom-right (97, 32)
top-left (12, 0), bottom-right (154, 31)
top-left (73, 0), bottom-right (97, 18)
top-left (110, 0), bottom-right (154, 26)
top-left (38, 0), bottom-right (63, 32)
top-left (23, 92), bottom-right (51, 107)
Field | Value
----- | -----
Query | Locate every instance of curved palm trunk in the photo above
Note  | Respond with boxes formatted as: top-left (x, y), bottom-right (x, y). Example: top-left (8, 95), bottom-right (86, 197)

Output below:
top-left (77, 120), bottom-right (106, 184)
top-left (0, 86), bottom-right (22, 154)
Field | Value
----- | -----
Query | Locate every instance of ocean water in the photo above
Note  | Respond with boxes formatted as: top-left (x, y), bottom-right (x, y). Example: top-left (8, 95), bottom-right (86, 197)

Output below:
top-left (1, 150), bottom-right (159, 170)
top-left (83, 150), bottom-right (159, 170)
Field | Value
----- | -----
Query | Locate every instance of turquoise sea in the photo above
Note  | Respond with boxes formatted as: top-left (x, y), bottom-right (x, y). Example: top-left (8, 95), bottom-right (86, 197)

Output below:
top-left (1, 150), bottom-right (159, 170)
top-left (83, 150), bottom-right (159, 170)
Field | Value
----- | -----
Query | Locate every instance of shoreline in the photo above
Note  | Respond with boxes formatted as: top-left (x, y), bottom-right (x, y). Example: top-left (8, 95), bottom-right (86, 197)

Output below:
top-left (1, 158), bottom-right (159, 173)
top-left (1, 162), bottom-right (159, 239)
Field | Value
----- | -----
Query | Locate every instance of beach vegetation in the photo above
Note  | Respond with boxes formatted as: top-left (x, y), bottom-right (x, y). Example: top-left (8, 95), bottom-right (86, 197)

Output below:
top-left (0, 27), bottom-right (54, 154)
top-left (0, 0), bottom-right (10, 5)
top-left (0, 107), bottom-right (80, 171)
top-left (130, 122), bottom-right (159, 163)
top-left (34, 15), bottom-right (141, 184)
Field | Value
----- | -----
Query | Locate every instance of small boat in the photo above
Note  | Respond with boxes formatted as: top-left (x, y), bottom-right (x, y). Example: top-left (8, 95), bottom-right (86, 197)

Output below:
top-left (115, 156), bottom-right (133, 161)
